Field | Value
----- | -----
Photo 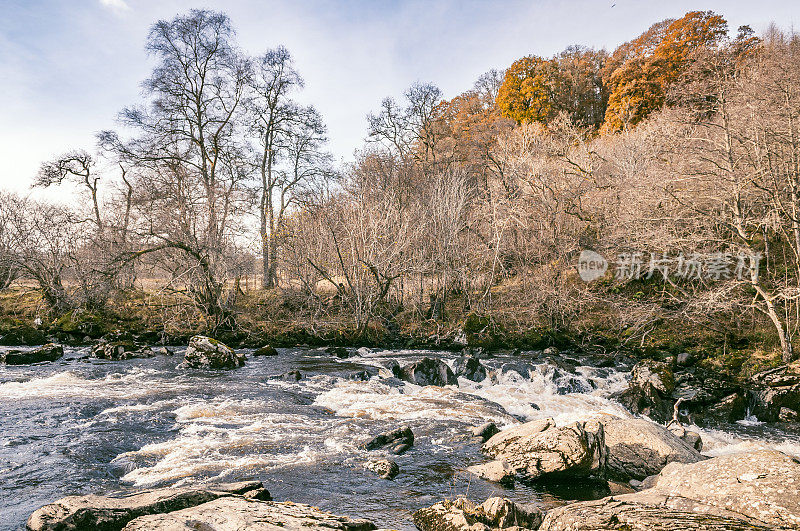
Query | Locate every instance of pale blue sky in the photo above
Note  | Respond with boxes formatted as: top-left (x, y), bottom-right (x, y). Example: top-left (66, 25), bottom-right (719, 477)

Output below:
top-left (1, 0), bottom-right (799, 194)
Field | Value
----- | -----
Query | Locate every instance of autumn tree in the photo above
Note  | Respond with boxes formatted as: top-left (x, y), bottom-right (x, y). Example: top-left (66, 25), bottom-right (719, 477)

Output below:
top-left (602, 11), bottom-right (728, 132)
top-left (496, 47), bottom-right (607, 128)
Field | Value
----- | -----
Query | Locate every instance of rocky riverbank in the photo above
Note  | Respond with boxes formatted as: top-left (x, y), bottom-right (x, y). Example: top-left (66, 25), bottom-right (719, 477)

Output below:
top-left (6, 334), bottom-right (800, 530)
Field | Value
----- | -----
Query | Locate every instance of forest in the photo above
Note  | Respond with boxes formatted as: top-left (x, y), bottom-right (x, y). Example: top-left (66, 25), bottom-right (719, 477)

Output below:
top-left (1, 8), bottom-right (798, 378)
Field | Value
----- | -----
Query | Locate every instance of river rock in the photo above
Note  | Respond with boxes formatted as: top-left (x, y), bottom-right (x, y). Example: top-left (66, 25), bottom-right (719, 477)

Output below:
top-left (470, 421), bottom-right (499, 442)
top-left (348, 370), bottom-right (372, 381)
top-left (122, 497), bottom-right (376, 530)
top-left (667, 423), bottom-right (703, 451)
top-left (1, 343), bottom-right (63, 365)
top-left (648, 450), bottom-right (800, 528)
top-left (180, 336), bottom-right (244, 369)
top-left (362, 426), bottom-right (414, 454)
top-left (378, 359), bottom-right (402, 378)
top-left (540, 450), bottom-right (800, 530)
top-left (27, 481), bottom-right (264, 531)
top-left (749, 364), bottom-right (800, 422)
top-left (92, 342), bottom-right (154, 361)
top-left (614, 360), bottom-right (674, 422)
top-left (481, 418), bottom-right (605, 481)
top-left (467, 459), bottom-right (515, 485)
top-left (253, 344), bottom-right (278, 356)
top-left (538, 491), bottom-right (774, 530)
top-left (364, 458), bottom-right (399, 479)
top-left (413, 496), bottom-right (543, 531)
top-left (325, 346), bottom-right (350, 358)
top-left (453, 356), bottom-right (487, 382)
top-left (400, 357), bottom-right (458, 386)
top-left (601, 416), bottom-right (704, 480)
top-left (780, 406), bottom-right (799, 422)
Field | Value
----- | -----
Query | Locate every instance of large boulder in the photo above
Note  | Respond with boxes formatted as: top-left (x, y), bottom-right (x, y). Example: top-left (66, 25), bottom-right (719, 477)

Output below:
top-left (452, 356), bottom-right (487, 382)
top-left (480, 418), bottom-right (605, 482)
top-left (92, 342), bottom-right (154, 361)
top-left (539, 450), bottom-right (800, 530)
top-left (27, 481), bottom-right (264, 531)
top-left (122, 497), bottom-right (376, 530)
top-left (180, 336), bottom-right (245, 369)
top-left (614, 360), bottom-right (674, 422)
top-left (1, 343), bottom-right (63, 365)
top-left (401, 357), bottom-right (458, 386)
top-left (601, 416), bottom-right (705, 480)
top-left (646, 450), bottom-right (800, 528)
top-left (749, 364), bottom-right (800, 422)
top-left (413, 496), bottom-right (543, 531)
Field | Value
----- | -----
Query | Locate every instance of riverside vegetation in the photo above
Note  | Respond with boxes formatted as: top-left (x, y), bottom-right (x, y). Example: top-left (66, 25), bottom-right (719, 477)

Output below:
top-left (3, 6), bottom-right (800, 531)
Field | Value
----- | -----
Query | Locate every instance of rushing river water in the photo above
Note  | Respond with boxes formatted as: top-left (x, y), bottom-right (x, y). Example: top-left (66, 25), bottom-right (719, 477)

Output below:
top-left (1, 346), bottom-right (799, 530)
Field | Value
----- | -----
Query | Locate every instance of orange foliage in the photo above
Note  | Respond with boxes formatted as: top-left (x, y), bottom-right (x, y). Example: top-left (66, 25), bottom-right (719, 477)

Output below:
top-left (602, 11), bottom-right (728, 132)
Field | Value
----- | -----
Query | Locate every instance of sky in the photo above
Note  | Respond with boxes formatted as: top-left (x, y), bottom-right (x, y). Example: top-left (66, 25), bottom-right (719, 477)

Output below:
top-left (1, 0), bottom-right (799, 197)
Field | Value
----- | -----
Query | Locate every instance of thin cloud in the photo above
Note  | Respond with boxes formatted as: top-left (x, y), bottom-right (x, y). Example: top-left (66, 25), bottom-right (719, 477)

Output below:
top-left (99, 0), bottom-right (131, 12)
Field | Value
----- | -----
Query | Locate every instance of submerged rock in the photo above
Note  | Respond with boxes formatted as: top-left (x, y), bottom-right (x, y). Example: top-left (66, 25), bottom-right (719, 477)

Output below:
top-left (27, 481), bottom-right (264, 531)
top-left (180, 336), bottom-right (245, 369)
top-left (92, 342), bottom-right (154, 361)
top-left (122, 497), bottom-right (376, 531)
top-left (453, 356), bottom-right (487, 382)
top-left (400, 357), bottom-right (458, 386)
top-left (253, 344), bottom-right (278, 356)
top-left (1, 343), bottom-right (63, 365)
top-left (413, 496), bottom-right (542, 531)
top-left (364, 458), bottom-right (399, 479)
top-left (279, 370), bottom-right (303, 382)
top-left (540, 450), bottom-right (800, 530)
top-left (481, 418), bottom-right (605, 481)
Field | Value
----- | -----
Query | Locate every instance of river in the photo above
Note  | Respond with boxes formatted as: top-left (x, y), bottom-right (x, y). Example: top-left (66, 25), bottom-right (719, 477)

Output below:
top-left (1, 347), bottom-right (798, 529)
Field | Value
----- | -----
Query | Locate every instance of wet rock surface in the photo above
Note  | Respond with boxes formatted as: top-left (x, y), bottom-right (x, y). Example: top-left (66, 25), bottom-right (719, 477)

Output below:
top-left (253, 344), bottom-right (279, 356)
top-left (749, 364), bottom-right (800, 422)
top-left (363, 426), bottom-right (414, 455)
top-left (92, 342), bottom-right (154, 361)
top-left (1, 343), bottom-right (63, 365)
top-left (180, 335), bottom-right (245, 369)
top-left (400, 357), bottom-right (458, 386)
top-left (613, 360), bottom-right (674, 422)
top-left (364, 458), bottom-right (399, 480)
top-left (453, 355), bottom-right (487, 382)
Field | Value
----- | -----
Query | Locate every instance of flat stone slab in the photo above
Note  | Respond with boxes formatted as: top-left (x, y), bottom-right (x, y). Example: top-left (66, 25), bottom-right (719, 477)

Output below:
top-left (122, 498), bottom-right (377, 530)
